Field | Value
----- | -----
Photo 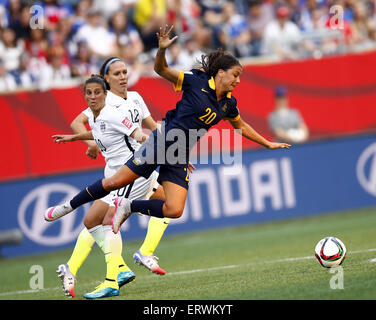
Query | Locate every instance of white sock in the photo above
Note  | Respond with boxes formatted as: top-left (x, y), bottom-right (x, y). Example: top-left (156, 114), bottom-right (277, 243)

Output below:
top-left (87, 225), bottom-right (105, 252)
top-left (102, 225), bottom-right (123, 256)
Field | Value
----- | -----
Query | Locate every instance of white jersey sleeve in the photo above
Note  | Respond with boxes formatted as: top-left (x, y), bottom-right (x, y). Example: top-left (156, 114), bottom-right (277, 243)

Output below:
top-left (113, 113), bottom-right (136, 137)
top-left (82, 107), bottom-right (91, 118)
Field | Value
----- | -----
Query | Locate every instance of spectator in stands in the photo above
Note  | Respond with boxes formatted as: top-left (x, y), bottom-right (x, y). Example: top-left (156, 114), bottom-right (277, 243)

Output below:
top-left (166, 0), bottom-right (201, 41)
top-left (325, 0), bottom-right (354, 47)
top-left (38, 45), bottom-right (71, 90)
top-left (37, 0), bottom-right (74, 32)
top-left (215, 1), bottom-right (251, 57)
top-left (178, 0), bottom-right (212, 48)
top-left (122, 0), bottom-right (138, 14)
top-left (74, 8), bottom-right (118, 61)
top-left (25, 28), bottom-right (48, 60)
top-left (301, 6), bottom-right (328, 33)
top-left (368, 26), bottom-right (376, 44)
top-left (60, 0), bottom-right (81, 7)
top-left (234, 0), bottom-right (249, 15)
top-left (48, 28), bottom-right (72, 67)
top-left (7, 4), bottom-right (31, 40)
top-left (0, 27), bottom-right (24, 78)
top-left (118, 44), bottom-right (148, 87)
top-left (111, 7), bottom-right (153, 83)
top-left (286, 0), bottom-right (302, 28)
top-left (1, 0), bottom-right (376, 92)
top-left (165, 41), bottom-right (191, 70)
top-left (132, 0), bottom-right (168, 52)
top-left (184, 36), bottom-right (205, 68)
top-left (71, 0), bottom-right (92, 33)
top-left (350, 1), bottom-right (376, 51)
top-left (0, 58), bottom-right (17, 92)
top-left (197, 0), bottom-right (227, 48)
top-left (199, 0), bottom-right (226, 27)
top-left (246, 0), bottom-right (274, 56)
top-left (0, 2), bottom-right (7, 28)
top-left (262, 4), bottom-right (302, 60)
top-left (92, 0), bottom-right (126, 20)
top-left (298, 6), bottom-right (340, 58)
top-left (268, 86), bottom-right (309, 144)
top-left (70, 40), bottom-right (97, 78)
top-left (110, 11), bottom-right (144, 57)
top-left (23, 28), bottom-right (51, 83)
top-left (17, 52), bottom-right (38, 90)
top-left (292, 0), bottom-right (320, 31)
top-left (6, 0), bottom-right (22, 28)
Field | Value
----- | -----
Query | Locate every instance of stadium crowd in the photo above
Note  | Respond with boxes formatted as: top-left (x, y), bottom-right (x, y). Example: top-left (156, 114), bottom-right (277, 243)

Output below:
top-left (0, 0), bottom-right (376, 92)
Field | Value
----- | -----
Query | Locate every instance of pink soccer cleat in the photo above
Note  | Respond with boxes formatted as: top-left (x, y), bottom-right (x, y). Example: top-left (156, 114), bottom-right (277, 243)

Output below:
top-left (45, 202), bottom-right (73, 222)
top-left (112, 197), bottom-right (133, 233)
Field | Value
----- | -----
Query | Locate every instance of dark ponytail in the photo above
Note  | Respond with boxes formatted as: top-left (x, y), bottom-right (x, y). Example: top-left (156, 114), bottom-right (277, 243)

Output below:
top-left (199, 48), bottom-right (241, 77)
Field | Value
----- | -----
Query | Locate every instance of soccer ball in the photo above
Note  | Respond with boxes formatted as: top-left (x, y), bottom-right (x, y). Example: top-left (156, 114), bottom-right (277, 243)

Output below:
top-left (314, 237), bottom-right (346, 268)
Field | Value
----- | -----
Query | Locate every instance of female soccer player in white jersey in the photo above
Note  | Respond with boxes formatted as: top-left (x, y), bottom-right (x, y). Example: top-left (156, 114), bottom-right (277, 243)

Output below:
top-left (50, 58), bottom-right (176, 299)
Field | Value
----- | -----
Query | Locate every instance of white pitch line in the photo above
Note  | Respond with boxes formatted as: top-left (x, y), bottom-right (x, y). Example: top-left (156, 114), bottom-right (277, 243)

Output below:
top-left (0, 289), bottom-right (39, 297)
top-left (166, 264), bottom-right (239, 276)
top-left (1, 248), bottom-right (375, 297)
top-left (0, 286), bottom-right (61, 297)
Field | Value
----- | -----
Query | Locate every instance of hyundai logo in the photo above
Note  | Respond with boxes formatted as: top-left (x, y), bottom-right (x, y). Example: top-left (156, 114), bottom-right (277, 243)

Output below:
top-left (17, 183), bottom-right (89, 246)
top-left (357, 143), bottom-right (376, 197)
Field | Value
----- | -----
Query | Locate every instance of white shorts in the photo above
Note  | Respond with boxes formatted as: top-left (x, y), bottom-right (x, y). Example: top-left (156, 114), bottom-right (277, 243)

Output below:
top-left (100, 164), bottom-right (159, 206)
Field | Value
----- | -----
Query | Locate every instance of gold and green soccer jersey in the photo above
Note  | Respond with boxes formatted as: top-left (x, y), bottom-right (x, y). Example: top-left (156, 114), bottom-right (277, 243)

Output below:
top-left (165, 69), bottom-right (240, 131)
top-left (163, 68), bottom-right (240, 154)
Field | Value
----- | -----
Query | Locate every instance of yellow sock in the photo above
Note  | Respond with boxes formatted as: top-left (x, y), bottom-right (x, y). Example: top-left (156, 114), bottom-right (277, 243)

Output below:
top-left (118, 256), bottom-right (132, 273)
top-left (102, 225), bottom-right (130, 287)
top-left (139, 217), bottom-right (170, 256)
top-left (104, 255), bottom-right (120, 289)
top-left (67, 228), bottom-right (95, 276)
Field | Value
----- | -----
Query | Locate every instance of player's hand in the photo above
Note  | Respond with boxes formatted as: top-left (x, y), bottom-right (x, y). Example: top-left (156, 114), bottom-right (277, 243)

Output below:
top-left (266, 142), bottom-right (291, 149)
top-left (86, 144), bottom-right (100, 159)
top-left (157, 24), bottom-right (178, 50)
top-left (188, 161), bottom-right (196, 173)
top-left (52, 134), bottom-right (76, 144)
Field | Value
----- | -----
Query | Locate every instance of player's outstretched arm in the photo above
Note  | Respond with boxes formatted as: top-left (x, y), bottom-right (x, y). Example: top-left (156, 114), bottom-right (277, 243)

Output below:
top-left (154, 24), bottom-right (180, 84)
top-left (71, 112), bottom-right (100, 159)
top-left (142, 116), bottom-right (158, 132)
top-left (70, 112), bottom-right (89, 133)
top-left (229, 116), bottom-right (291, 149)
top-left (52, 131), bottom-right (94, 144)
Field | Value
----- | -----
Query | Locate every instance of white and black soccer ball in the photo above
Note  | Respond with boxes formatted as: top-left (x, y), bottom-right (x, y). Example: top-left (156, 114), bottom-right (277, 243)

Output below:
top-left (314, 237), bottom-right (346, 268)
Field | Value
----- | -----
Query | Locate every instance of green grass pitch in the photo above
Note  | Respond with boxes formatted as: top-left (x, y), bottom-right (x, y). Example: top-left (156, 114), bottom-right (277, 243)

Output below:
top-left (1, 207), bottom-right (376, 300)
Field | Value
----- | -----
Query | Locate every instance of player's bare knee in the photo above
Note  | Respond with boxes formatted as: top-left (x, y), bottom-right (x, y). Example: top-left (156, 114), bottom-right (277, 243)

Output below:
top-left (164, 205), bottom-right (184, 218)
top-left (170, 209), bottom-right (183, 218)
top-left (83, 215), bottom-right (96, 229)
top-left (102, 208), bottom-right (115, 226)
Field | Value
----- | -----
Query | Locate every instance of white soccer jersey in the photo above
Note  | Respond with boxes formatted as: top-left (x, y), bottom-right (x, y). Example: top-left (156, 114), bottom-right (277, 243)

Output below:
top-left (106, 90), bottom-right (151, 155)
top-left (85, 104), bottom-right (136, 167)
top-left (83, 90), bottom-right (151, 160)
top-left (82, 90), bottom-right (159, 205)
